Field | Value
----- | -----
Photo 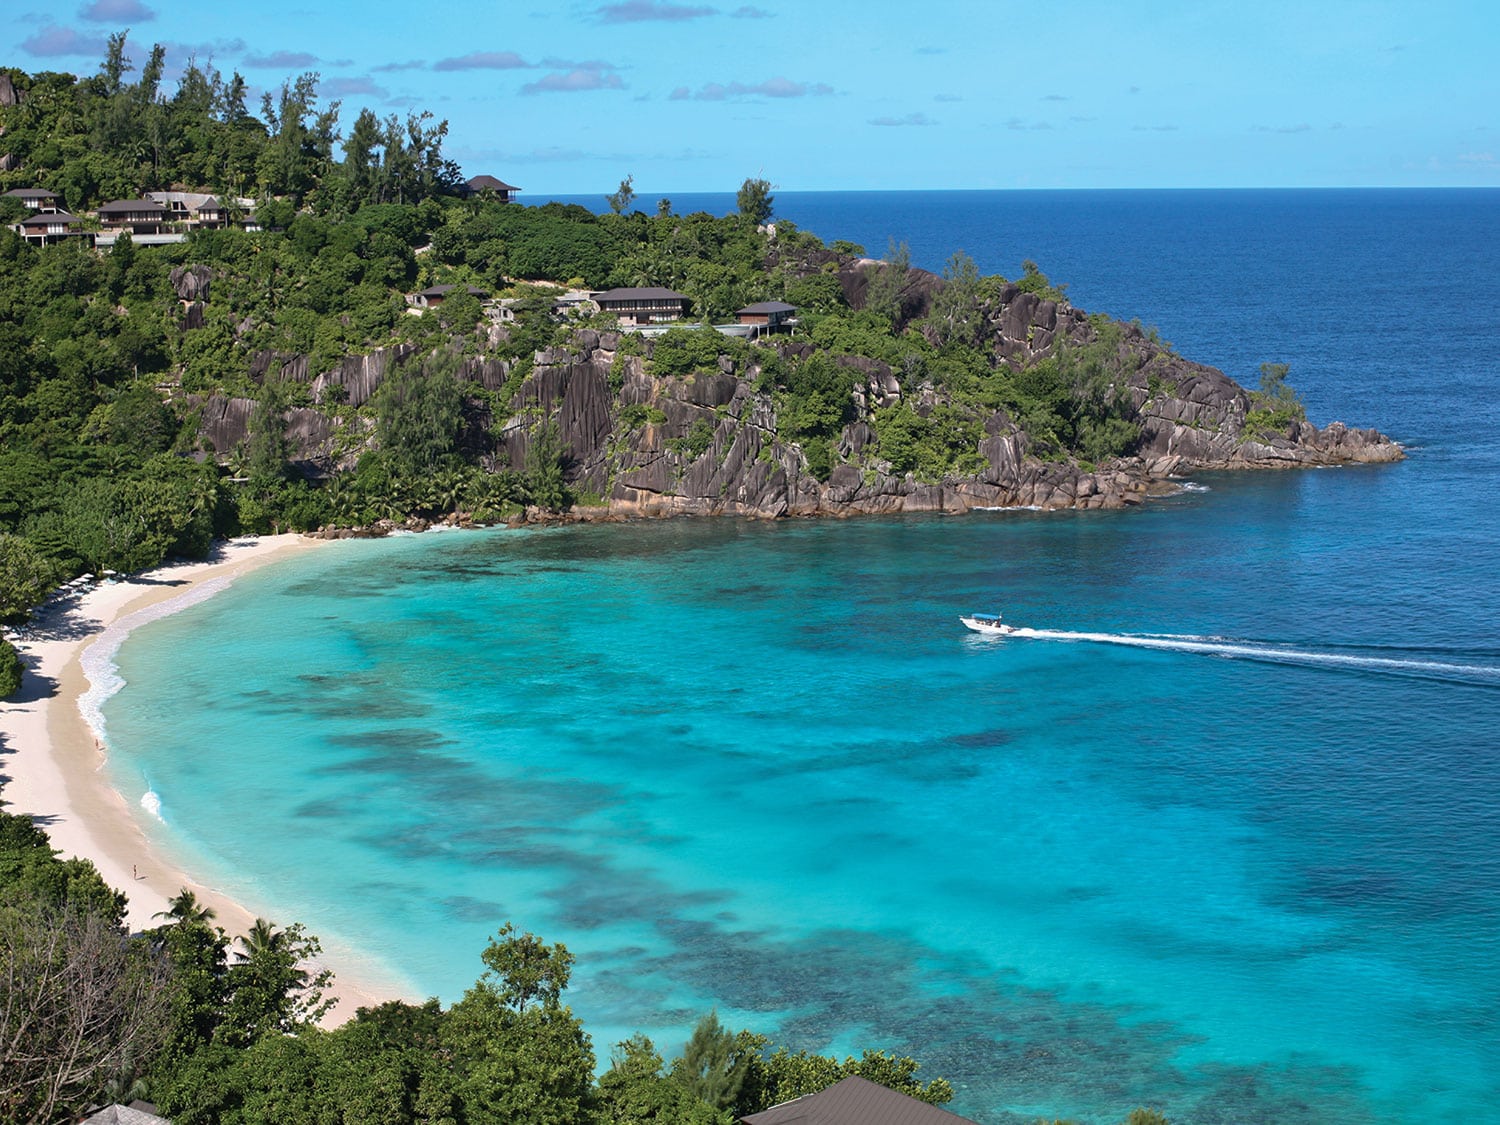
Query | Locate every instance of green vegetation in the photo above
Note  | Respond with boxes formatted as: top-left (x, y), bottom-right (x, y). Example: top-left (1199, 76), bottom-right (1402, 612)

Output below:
top-left (668, 418), bottom-right (717, 461)
top-left (0, 638), bottom-right (20, 697)
top-left (607, 175), bottom-right (636, 215)
top-left (737, 177), bottom-right (774, 225)
top-left (1244, 361), bottom-right (1307, 439)
top-left (0, 534), bottom-right (59, 624)
top-left (1015, 258), bottom-right (1068, 303)
top-left (373, 349), bottom-right (465, 476)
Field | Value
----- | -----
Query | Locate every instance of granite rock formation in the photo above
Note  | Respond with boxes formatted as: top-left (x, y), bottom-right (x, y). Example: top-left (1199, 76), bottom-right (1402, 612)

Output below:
top-left (192, 270), bottom-right (1401, 517)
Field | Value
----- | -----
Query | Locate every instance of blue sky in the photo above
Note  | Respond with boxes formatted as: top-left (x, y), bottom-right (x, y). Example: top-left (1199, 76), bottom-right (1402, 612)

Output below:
top-left (6, 0), bottom-right (1498, 194)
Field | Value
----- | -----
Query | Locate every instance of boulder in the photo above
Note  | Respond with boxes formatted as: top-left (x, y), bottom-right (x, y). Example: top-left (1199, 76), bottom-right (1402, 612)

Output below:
top-left (169, 265), bottom-right (213, 302)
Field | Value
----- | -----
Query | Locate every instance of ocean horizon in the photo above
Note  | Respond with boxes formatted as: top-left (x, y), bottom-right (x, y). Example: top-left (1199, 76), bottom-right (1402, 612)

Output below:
top-left (98, 187), bottom-right (1500, 1124)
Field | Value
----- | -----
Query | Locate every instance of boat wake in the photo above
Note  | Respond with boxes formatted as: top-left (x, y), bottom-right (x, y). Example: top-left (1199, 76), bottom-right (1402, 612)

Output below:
top-left (993, 628), bottom-right (1500, 688)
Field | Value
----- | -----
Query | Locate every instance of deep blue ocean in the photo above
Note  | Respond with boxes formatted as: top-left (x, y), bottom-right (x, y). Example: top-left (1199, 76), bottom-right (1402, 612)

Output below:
top-left (103, 190), bottom-right (1500, 1124)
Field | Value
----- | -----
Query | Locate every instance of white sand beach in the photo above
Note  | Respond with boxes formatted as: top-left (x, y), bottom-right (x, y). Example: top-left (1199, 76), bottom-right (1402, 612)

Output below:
top-left (0, 534), bottom-right (411, 1024)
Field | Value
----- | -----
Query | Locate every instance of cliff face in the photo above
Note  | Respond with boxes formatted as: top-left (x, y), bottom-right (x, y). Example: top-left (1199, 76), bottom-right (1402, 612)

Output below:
top-left (503, 290), bottom-right (1400, 519)
top-left (195, 280), bottom-right (1401, 518)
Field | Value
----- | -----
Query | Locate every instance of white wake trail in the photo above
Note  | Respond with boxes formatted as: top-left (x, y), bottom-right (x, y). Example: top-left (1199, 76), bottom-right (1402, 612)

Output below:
top-left (998, 629), bottom-right (1500, 684)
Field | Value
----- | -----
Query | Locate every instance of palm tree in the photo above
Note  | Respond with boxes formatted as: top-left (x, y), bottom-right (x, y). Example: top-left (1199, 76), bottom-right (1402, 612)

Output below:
top-left (154, 888), bottom-right (216, 926)
top-left (234, 918), bottom-right (311, 990)
top-left (234, 917), bottom-right (284, 962)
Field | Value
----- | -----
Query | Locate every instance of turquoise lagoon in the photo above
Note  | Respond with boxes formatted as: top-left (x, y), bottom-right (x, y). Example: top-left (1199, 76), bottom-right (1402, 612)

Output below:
top-left (102, 190), bottom-right (1500, 1124)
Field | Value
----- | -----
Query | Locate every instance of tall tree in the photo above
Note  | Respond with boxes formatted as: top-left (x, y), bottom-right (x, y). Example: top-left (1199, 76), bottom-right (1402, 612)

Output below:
top-left (443, 924), bottom-right (595, 1125)
top-left (373, 348), bottom-right (464, 478)
top-left (246, 383), bottom-right (291, 485)
top-left (217, 919), bottom-right (332, 1047)
top-left (736, 177), bottom-right (774, 225)
top-left (0, 900), bottom-right (172, 1125)
top-left (928, 249), bottom-right (985, 349)
top-left (0, 533), bottom-right (59, 624)
top-left (524, 418), bottom-right (568, 512)
top-left (862, 238), bottom-right (912, 324)
top-left (342, 107), bottom-right (383, 205)
top-left (258, 72), bottom-right (340, 202)
top-left (599, 1034), bottom-right (724, 1125)
top-left (607, 174), bottom-right (636, 215)
top-left (669, 1011), bottom-right (754, 1112)
top-left (153, 888), bottom-right (216, 927)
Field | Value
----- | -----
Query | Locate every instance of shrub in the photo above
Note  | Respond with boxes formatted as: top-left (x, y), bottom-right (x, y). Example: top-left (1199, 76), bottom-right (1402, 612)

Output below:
top-left (802, 437), bottom-right (834, 481)
top-left (1015, 259), bottom-right (1067, 302)
top-left (651, 329), bottom-right (738, 379)
top-left (0, 638), bottom-right (22, 698)
top-left (1243, 361), bottom-right (1306, 439)
top-left (619, 404), bottom-right (667, 429)
top-left (669, 418), bottom-right (716, 460)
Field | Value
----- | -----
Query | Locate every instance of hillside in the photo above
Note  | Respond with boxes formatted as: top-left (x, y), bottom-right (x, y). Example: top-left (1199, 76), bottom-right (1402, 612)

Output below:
top-left (0, 40), bottom-right (1400, 608)
top-left (180, 246), bottom-right (1401, 526)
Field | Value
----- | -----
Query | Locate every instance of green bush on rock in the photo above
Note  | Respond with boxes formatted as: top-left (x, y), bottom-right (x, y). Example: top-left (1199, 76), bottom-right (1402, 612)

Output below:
top-left (0, 638), bottom-right (21, 698)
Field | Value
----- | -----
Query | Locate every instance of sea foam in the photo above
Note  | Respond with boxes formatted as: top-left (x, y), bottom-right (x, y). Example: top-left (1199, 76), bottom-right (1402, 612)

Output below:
top-left (78, 575), bottom-right (236, 751)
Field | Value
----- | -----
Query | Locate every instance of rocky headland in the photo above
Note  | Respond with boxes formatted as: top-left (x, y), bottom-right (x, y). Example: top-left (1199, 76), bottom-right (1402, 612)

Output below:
top-left (181, 257), bottom-right (1402, 524)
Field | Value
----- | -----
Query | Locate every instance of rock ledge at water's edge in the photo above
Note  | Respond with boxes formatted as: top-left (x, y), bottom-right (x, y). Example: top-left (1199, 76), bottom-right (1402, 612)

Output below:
top-left (195, 269), bottom-right (1402, 522)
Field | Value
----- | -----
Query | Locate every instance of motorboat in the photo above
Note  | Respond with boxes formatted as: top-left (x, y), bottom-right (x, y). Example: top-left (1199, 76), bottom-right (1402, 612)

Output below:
top-left (960, 613), bottom-right (1017, 636)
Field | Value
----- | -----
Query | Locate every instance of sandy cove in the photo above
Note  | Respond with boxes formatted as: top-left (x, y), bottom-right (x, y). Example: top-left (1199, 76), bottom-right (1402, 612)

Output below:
top-left (0, 534), bottom-right (413, 1024)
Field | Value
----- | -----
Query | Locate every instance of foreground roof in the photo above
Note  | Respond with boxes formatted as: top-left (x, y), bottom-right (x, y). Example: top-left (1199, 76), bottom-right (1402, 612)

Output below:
top-left (740, 1077), bottom-right (978, 1125)
top-left (81, 1104), bottom-right (172, 1125)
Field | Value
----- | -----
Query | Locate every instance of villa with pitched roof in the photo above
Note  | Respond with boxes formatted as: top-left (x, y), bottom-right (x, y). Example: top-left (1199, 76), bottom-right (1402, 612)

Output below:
top-left (148, 190), bottom-right (227, 228)
top-left (3, 186), bottom-right (60, 211)
top-left (736, 300), bottom-right (798, 333)
top-left (96, 198), bottom-right (171, 235)
top-left (594, 286), bottom-right (692, 326)
top-left (409, 283), bottom-right (489, 308)
top-left (13, 209), bottom-right (87, 246)
top-left (459, 175), bottom-right (521, 202)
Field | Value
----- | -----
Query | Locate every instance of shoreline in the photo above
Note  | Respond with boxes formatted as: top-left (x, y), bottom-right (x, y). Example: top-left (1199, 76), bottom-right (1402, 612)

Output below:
top-left (0, 534), bottom-right (413, 1025)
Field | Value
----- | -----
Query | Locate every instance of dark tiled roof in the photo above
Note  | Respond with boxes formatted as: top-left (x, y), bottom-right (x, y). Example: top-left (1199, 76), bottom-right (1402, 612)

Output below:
top-left (737, 301), bottom-right (798, 314)
top-left (18, 210), bottom-right (80, 226)
top-left (466, 174), bottom-right (520, 192)
top-left (418, 284), bottom-right (487, 297)
top-left (740, 1077), bottom-right (978, 1125)
top-left (97, 199), bottom-right (168, 215)
top-left (595, 287), bottom-right (690, 302)
top-left (4, 187), bottom-right (58, 200)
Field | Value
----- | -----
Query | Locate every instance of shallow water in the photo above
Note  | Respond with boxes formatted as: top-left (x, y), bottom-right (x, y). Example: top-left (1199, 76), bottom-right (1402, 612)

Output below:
top-left (104, 189), bottom-right (1500, 1123)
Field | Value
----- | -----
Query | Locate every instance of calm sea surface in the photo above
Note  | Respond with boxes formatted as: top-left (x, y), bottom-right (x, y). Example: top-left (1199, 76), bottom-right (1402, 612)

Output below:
top-left (104, 190), bottom-right (1500, 1124)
